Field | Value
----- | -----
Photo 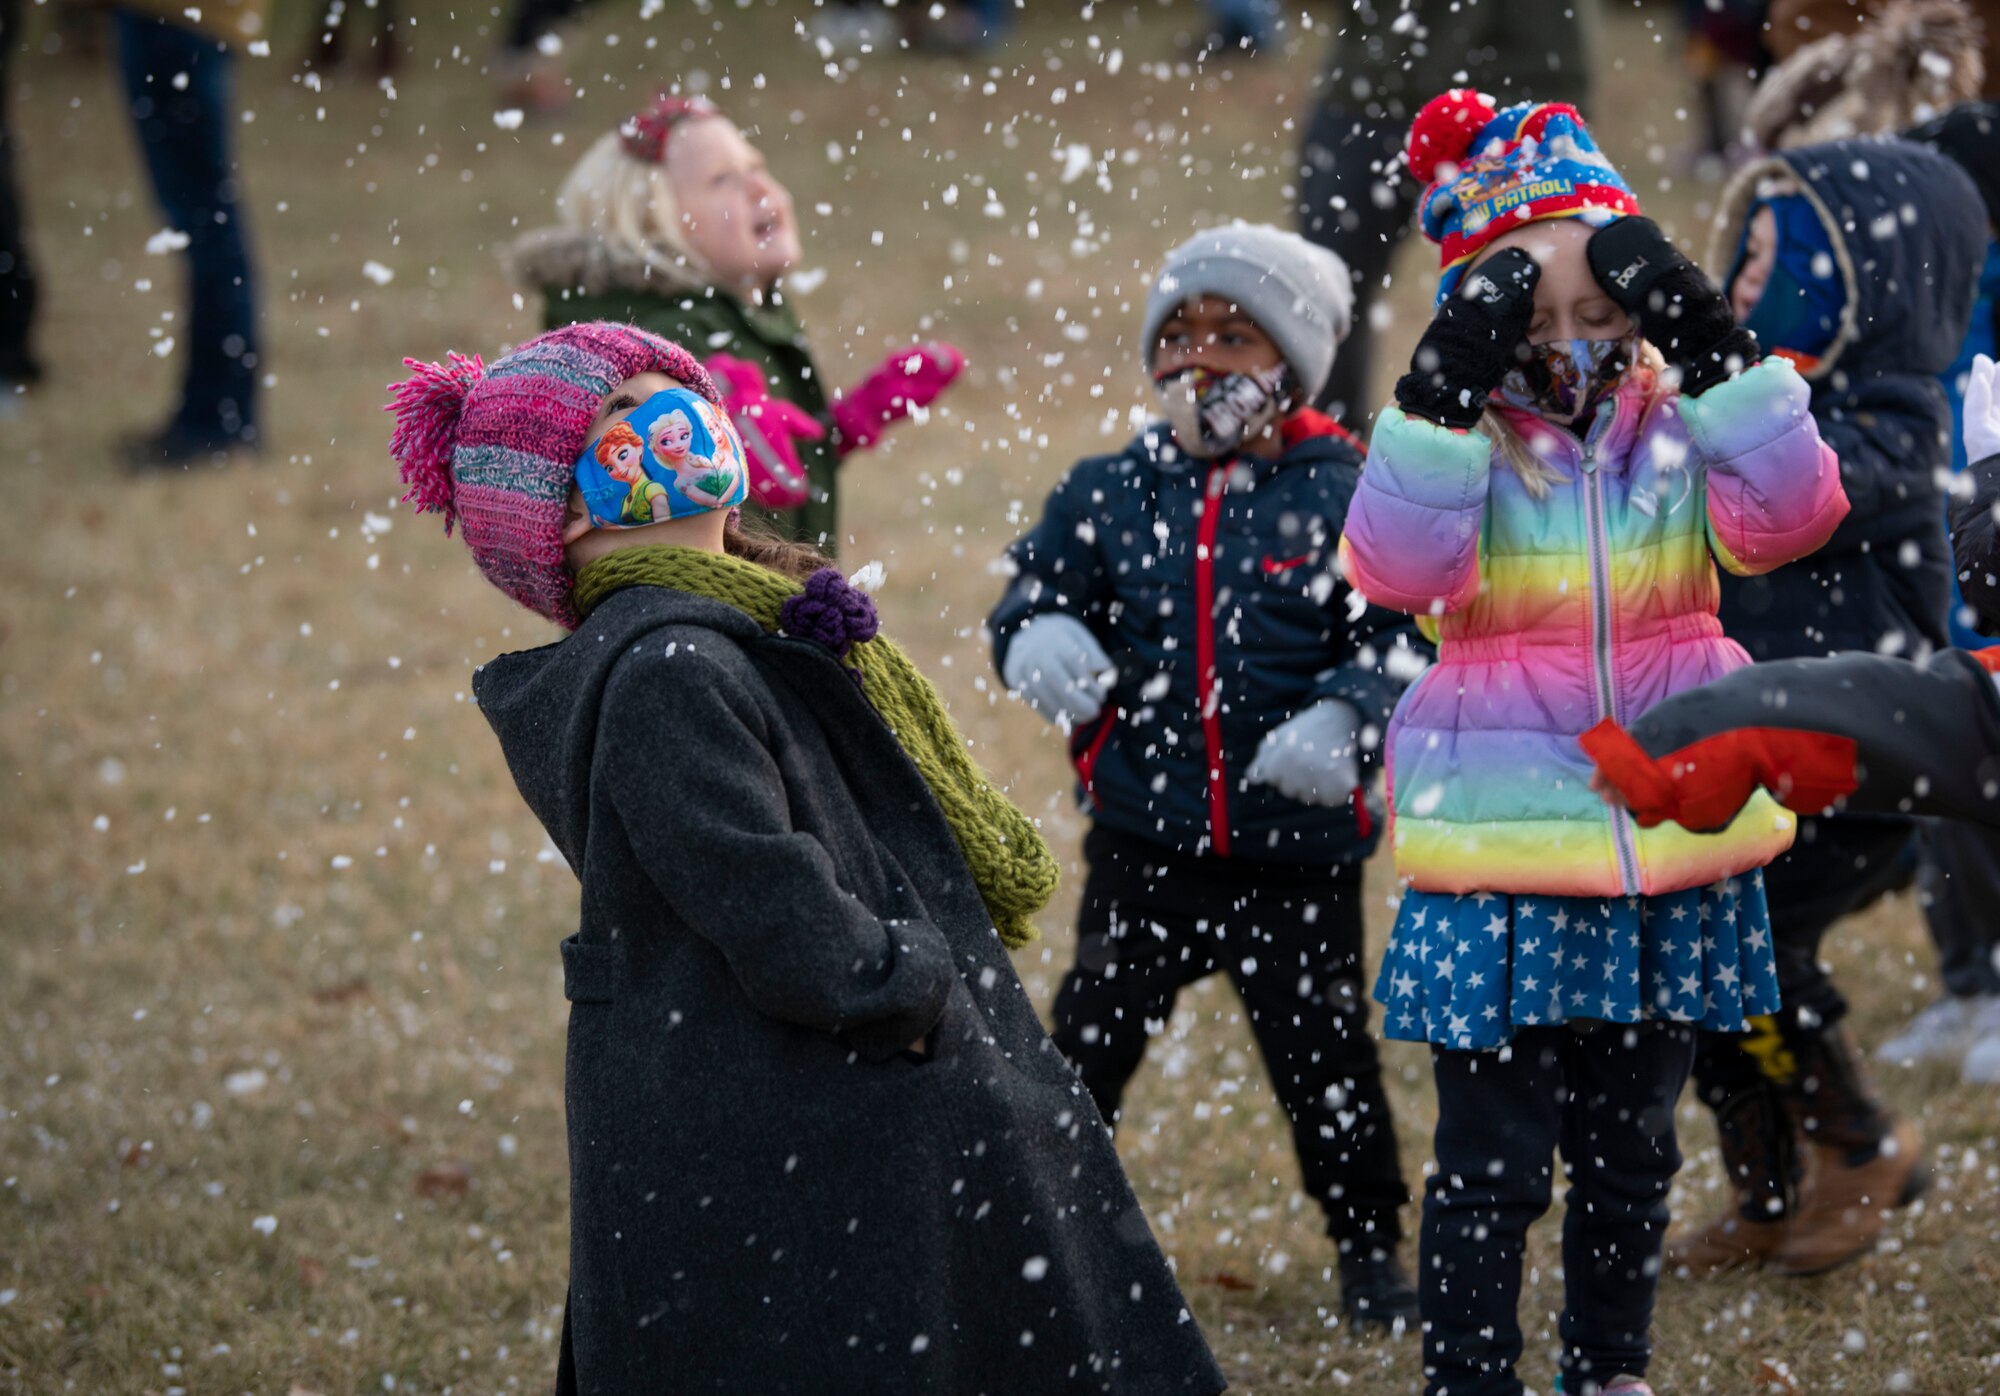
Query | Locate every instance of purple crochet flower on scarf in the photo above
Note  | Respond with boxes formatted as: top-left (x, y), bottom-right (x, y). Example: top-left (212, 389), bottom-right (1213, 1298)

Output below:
top-left (779, 567), bottom-right (880, 663)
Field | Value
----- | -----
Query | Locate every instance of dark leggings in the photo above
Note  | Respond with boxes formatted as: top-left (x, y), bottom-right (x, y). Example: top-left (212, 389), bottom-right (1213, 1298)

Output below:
top-left (1423, 1024), bottom-right (1694, 1396)
top-left (1050, 838), bottom-right (1408, 1251)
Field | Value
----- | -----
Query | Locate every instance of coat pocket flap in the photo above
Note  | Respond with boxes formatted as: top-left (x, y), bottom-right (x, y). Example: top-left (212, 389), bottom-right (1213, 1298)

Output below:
top-left (560, 934), bottom-right (626, 1004)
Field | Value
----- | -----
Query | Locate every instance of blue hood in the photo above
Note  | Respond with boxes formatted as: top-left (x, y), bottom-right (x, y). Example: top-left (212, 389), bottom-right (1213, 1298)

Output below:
top-left (1711, 137), bottom-right (1988, 383)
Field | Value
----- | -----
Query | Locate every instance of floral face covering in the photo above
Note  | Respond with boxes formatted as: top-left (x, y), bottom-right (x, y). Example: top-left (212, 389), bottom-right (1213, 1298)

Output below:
top-left (1498, 336), bottom-right (1636, 421)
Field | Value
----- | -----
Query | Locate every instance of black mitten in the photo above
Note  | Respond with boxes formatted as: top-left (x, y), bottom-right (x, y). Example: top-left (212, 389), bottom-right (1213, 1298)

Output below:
top-left (1394, 247), bottom-right (1540, 430)
top-left (1587, 216), bottom-right (1759, 396)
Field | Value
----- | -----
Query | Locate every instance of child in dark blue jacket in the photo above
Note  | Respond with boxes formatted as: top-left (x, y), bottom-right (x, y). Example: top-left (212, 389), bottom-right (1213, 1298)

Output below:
top-left (989, 223), bottom-right (1426, 1330)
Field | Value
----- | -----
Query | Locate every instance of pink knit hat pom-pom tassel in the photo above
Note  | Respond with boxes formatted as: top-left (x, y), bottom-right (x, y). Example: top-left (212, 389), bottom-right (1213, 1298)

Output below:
top-left (387, 351), bottom-right (486, 534)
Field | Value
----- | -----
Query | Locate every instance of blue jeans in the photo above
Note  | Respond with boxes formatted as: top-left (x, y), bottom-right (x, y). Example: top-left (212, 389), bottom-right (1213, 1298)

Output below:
top-left (116, 11), bottom-right (257, 441)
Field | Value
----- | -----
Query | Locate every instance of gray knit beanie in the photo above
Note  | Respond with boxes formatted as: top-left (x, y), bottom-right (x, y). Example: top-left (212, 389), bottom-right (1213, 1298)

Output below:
top-left (1140, 223), bottom-right (1354, 402)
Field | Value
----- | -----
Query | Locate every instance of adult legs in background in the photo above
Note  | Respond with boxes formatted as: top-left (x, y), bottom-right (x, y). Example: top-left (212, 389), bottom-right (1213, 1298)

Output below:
top-left (116, 11), bottom-right (258, 463)
top-left (1675, 816), bottom-right (1927, 1277)
top-left (1295, 109), bottom-right (1412, 425)
top-left (0, 0), bottom-right (39, 386)
top-left (1880, 819), bottom-right (2000, 1079)
top-left (1203, 0), bottom-right (1277, 55)
top-left (304, 0), bottom-right (403, 75)
top-left (495, 0), bottom-right (587, 111)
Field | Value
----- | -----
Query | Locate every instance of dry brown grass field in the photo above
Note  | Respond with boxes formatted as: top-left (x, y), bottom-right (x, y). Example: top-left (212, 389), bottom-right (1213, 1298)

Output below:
top-left (4, 0), bottom-right (1999, 1390)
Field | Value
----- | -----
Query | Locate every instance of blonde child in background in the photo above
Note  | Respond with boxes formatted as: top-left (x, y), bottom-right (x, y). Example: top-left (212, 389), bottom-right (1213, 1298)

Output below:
top-left (508, 93), bottom-right (963, 551)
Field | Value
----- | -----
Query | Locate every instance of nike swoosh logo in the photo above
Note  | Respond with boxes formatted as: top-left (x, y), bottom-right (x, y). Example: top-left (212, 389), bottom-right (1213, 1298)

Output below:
top-left (1261, 554), bottom-right (1314, 575)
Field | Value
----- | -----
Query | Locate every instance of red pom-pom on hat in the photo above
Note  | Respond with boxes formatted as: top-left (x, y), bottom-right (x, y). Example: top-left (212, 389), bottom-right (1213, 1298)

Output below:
top-left (1406, 88), bottom-right (1499, 187)
top-left (386, 351), bottom-right (485, 535)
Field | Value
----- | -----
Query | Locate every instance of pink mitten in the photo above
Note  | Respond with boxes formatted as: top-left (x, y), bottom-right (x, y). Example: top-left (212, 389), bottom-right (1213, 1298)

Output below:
top-left (705, 354), bottom-right (826, 511)
top-left (830, 343), bottom-right (965, 456)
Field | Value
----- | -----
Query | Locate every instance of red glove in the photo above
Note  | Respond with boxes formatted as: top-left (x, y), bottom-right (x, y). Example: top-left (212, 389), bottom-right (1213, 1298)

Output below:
top-left (1580, 717), bottom-right (1859, 834)
top-left (705, 354), bottom-right (826, 511)
top-left (830, 343), bottom-right (965, 456)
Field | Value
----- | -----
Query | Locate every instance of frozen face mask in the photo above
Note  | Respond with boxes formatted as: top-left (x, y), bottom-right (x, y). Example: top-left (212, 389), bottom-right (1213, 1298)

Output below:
top-left (1152, 362), bottom-right (1295, 459)
top-left (573, 387), bottom-right (749, 529)
top-left (1498, 336), bottom-right (1635, 422)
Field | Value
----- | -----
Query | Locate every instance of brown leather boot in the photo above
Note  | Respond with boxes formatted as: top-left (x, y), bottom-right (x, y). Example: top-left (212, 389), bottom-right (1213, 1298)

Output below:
top-left (1771, 1117), bottom-right (1928, 1276)
top-left (1667, 1078), bottom-right (1799, 1277)
top-left (1665, 1196), bottom-right (1789, 1276)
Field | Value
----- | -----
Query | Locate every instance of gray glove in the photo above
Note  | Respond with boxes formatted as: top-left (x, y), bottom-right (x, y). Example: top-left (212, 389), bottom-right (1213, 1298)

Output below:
top-left (1245, 700), bottom-right (1363, 807)
top-left (1001, 614), bottom-right (1115, 729)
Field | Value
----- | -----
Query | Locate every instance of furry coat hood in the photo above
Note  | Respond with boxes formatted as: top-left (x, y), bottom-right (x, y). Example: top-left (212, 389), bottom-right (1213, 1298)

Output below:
top-left (504, 224), bottom-right (711, 298)
top-left (1745, 0), bottom-right (1986, 150)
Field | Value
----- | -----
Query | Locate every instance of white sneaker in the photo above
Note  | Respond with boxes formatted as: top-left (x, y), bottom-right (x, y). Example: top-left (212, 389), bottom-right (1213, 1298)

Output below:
top-left (1960, 997), bottom-right (2000, 1084)
top-left (1875, 994), bottom-right (1986, 1066)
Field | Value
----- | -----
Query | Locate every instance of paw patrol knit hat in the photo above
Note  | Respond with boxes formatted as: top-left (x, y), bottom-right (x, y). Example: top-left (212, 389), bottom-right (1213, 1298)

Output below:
top-left (1408, 90), bottom-right (1642, 304)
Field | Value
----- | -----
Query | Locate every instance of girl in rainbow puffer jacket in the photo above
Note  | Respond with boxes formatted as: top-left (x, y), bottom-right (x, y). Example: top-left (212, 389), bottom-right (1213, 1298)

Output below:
top-left (1338, 93), bottom-right (1848, 1396)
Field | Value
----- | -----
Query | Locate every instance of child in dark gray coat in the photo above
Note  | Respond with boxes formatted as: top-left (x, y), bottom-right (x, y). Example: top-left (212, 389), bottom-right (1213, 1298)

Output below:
top-left (388, 321), bottom-right (1226, 1396)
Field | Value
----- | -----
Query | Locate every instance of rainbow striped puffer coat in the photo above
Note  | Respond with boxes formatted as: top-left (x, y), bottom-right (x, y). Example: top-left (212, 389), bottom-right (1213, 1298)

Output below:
top-left (1340, 358), bottom-right (1849, 897)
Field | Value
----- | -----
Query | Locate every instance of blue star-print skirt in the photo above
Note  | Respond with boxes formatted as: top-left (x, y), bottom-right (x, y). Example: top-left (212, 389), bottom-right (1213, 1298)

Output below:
top-left (1373, 872), bottom-right (1779, 1051)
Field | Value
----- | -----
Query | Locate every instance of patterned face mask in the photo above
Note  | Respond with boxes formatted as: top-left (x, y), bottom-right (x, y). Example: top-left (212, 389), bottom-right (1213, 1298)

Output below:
top-left (573, 387), bottom-right (749, 529)
top-left (1153, 362), bottom-right (1295, 459)
top-left (1499, 336), bottom-right (1636, 421)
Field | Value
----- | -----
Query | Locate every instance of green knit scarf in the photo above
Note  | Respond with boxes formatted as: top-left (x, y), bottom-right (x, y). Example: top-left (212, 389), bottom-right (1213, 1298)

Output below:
top-left (572, 545), bottom-right (1056, 949)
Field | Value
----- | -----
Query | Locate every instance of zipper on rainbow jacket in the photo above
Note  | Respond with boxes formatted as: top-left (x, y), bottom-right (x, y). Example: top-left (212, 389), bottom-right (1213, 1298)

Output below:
top-left (1579, 438), bottom-right (1643, 897)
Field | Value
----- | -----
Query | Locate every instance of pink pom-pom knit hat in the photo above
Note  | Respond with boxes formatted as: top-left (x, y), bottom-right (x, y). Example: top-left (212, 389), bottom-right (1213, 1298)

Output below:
top-left (387, 322), bottom-right (718, 629)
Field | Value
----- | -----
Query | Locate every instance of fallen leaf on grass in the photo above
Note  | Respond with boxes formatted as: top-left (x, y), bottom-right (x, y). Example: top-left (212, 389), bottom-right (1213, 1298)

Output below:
top-left (1756, 1358), bottom-right (1801, 1393)
top-left (296, 1256), bottom-right (327, 1289)
top-left (311, 976), bottom-right (371, 1005)
top-left (1205, 1271), bottom-right (1254, 1292)
top-left (414, 1162), bottom-right (472, 1199)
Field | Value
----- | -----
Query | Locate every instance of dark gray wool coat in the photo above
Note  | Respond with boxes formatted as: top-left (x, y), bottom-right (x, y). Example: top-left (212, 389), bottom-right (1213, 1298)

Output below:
top-left (473, 583), bottom-right (1227, 1396)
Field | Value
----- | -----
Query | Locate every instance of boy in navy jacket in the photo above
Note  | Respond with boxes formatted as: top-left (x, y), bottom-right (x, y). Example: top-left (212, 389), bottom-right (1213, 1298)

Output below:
top-left (988, 224), bottom-right (1427, 1330)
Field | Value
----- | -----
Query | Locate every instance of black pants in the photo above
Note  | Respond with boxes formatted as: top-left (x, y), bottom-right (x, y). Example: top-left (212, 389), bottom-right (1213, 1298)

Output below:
top-left (1050, 828), bottom-right (1408, 1250)
top-left (1691, 815), bottom-right (1911, 1176)
top-left (1423, 1024), bottom-right (1694, 1396)
top-left (1920, 817), bottom-right (2000, 998)
top-left (1295, 108), bottom-right (1413, 425)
